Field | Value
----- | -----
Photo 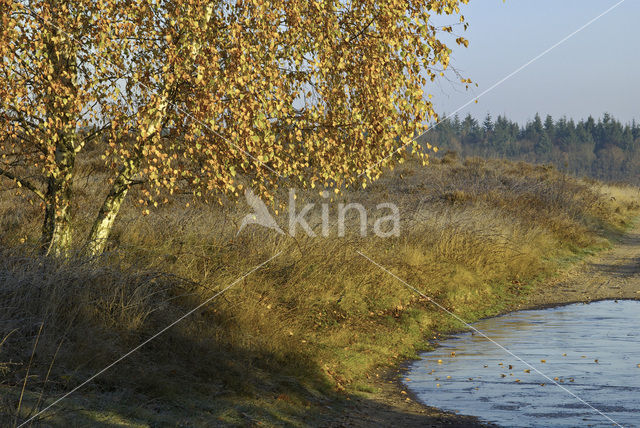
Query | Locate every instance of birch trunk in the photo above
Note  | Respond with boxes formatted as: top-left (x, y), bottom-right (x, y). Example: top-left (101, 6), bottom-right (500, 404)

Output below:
top-left (41, 146), bottom-right (75, 256)
top-left (86, 160), bottom-right (138, 256)
top-left (40, 11), bottom-right (78, 257)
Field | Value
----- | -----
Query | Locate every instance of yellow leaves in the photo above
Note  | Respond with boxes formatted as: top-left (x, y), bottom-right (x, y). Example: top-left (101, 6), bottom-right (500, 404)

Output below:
top-left (456, 37), bottom-right (469, 48)
top-left (195, 65), bottom-right (204, 84)
top-left (2, 0), bottom-right (471, 205)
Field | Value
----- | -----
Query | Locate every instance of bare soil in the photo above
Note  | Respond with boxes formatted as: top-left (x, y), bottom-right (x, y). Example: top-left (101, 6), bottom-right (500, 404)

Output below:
top-left (328, 222), bottom-right (640, 427)
top-left (523, 224), bottom-right (640, 309)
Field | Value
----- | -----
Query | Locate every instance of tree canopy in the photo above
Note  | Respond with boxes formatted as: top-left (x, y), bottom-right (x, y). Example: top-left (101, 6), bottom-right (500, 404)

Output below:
top-left (1, 0), bottom-right (470, 255)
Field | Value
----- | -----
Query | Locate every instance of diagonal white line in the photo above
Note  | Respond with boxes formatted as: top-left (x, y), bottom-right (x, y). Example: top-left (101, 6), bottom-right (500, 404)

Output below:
top-left (17, 252), bottom-right (282, 428)
top-left (356, 250), bottom-right (624, 428)
top-left (17, 3), bottom-right (282, 178)
top-left (359, 0), bottom-right (626, 179)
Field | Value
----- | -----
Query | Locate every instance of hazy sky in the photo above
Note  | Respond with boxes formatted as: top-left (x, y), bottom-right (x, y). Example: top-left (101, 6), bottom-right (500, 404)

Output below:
top-left (429, 0), bottom-right (639, 125)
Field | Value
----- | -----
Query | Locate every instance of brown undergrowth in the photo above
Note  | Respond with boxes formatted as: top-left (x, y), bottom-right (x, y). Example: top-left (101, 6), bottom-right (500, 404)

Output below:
top-left (1, 155), bottom-right (638, 426)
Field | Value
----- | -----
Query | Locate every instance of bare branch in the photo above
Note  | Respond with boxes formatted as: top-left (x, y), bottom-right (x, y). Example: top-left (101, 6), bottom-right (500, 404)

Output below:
top-left (0, 167), bottom-right (45, 200)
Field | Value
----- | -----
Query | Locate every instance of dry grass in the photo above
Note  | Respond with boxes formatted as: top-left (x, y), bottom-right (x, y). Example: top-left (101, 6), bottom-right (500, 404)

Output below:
top-left (1, 155), bottom-right (638, 425)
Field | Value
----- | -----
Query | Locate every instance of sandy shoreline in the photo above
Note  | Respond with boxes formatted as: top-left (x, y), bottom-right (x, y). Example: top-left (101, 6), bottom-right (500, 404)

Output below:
top-left (330, 222), bottom-right (640, 427)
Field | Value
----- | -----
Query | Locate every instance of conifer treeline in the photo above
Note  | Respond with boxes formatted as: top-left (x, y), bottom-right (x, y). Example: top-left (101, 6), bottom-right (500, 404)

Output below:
top-left (421, 113), bottom-right (640, 183)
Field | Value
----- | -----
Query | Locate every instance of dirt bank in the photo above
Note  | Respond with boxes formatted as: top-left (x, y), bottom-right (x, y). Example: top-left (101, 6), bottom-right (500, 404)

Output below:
top-left (329, 221), bottom-right (640, 427)
top-left (522, 223), bottom-right (640, 309)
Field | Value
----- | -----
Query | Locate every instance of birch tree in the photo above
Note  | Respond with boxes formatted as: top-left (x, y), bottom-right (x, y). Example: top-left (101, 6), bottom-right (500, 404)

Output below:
top-left (0, 0), bottom-right (470, 256)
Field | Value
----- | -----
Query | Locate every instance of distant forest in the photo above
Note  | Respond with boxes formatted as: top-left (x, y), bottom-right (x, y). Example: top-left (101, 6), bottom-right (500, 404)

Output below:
top-left (420, 113), bottom-right (640, 184)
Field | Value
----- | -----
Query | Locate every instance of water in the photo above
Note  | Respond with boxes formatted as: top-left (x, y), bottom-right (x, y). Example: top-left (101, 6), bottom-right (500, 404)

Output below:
top-left (406, 300), bottom-right (640, 427)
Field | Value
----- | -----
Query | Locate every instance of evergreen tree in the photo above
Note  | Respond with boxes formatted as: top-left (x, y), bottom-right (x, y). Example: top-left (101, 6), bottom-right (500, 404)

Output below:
top-left (483, 113), bottom-right (494, 133)
top-left (544, 114), bottom-right (555, 140)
